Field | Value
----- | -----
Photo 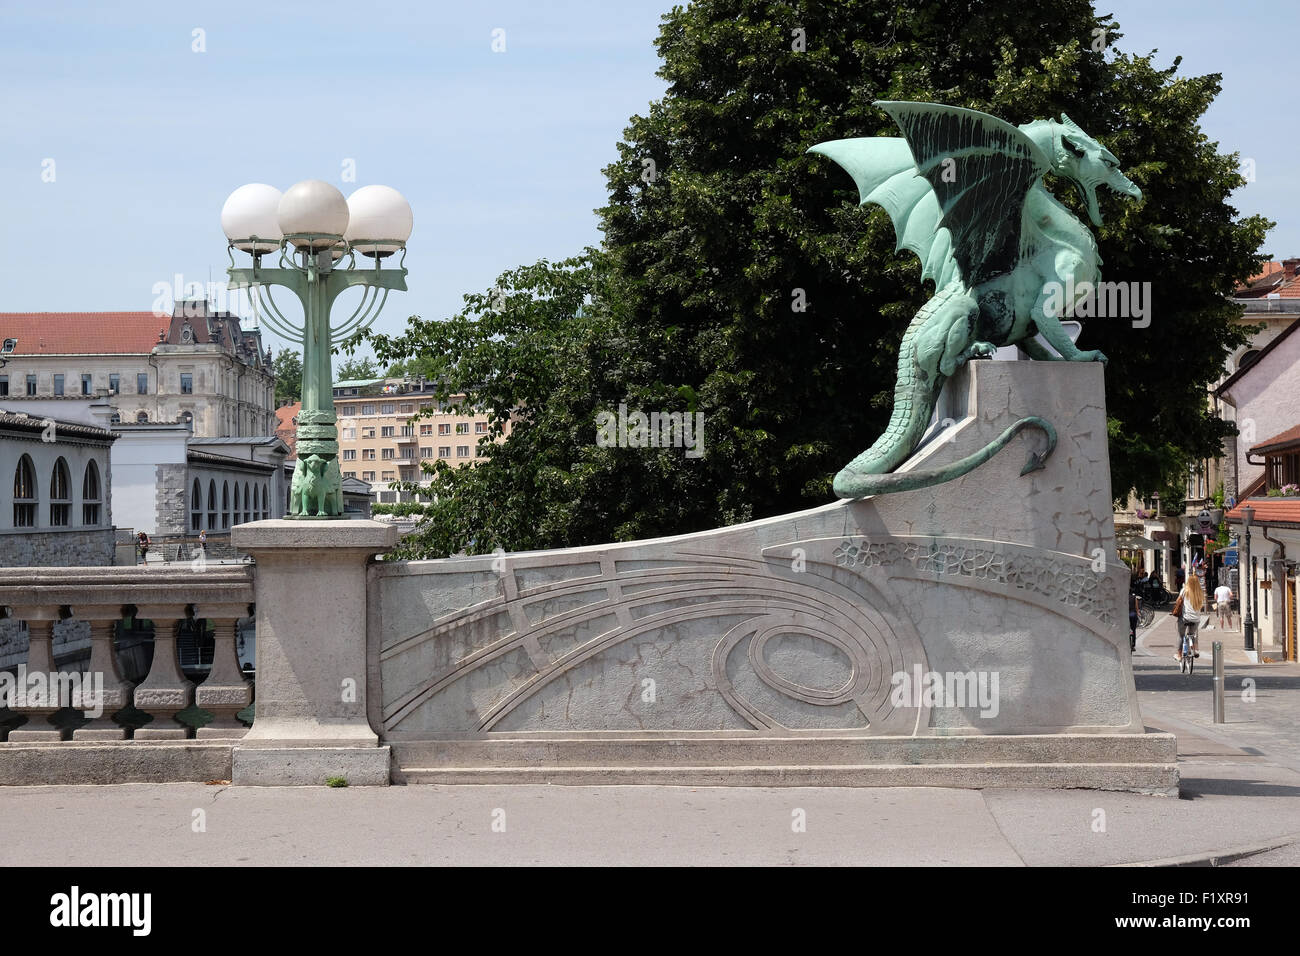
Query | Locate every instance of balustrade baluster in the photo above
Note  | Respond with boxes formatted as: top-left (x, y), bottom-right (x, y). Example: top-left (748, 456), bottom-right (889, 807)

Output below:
top-left (71, 609), bottom-right (133, 740)
top-left (131, 608), bottom-right (194, 739)
top-left (7, 607), bottom-right (66, 742)
top-left (195, 608), bottom-right (253, 739)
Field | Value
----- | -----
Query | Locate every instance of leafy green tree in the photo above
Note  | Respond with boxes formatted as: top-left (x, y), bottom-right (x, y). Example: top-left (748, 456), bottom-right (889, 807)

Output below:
top-left (335, 355), bottom-right (380, 380)
top-left (271, 348), bottom-right (302, 404)
top-left (362, 0), bottom-right (1269, 555)
top-left (598, 0), bottom-right (1269, 520)
top-left (386, 354), bottom-right (448, 383)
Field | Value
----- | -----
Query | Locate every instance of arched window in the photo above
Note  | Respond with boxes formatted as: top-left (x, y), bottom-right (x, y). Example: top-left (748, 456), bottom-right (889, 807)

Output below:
top-left (83, 461), bottom-right (103, 526)
top-left (50, 458), bottom-right (71, 526)
top-left (136, 410), bottom-right (149, 423)
top-left (1239, 349), bottom-right (1261, 372)
top-left (207, 479), bottom-right (217, 530)
top-left (261, 483), bottom-right (269, 520)
top-left (190, 478), bottom-right (202, 532)
top-left (13, 455), bottom-right (37, 527)
top-left (180, 411), bottom-right (193, 427)
top-left (243, 482), bottom-right (251, 523)
top-left (222, 481), bottom-right (230, 529)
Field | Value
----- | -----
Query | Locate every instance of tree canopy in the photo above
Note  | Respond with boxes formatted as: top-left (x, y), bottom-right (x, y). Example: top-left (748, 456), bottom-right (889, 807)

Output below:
top-left (271, 348), bottom-right (302, 405)
top-left (357, 0), bottom-right (1270, 557)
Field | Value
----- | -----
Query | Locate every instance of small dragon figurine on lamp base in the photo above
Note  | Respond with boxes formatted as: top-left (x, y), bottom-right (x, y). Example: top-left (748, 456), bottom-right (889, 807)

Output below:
top-left (810, 101), bottom-right (1142, 499)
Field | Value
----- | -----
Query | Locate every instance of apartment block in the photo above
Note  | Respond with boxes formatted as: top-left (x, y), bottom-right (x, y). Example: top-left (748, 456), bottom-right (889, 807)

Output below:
top-left (332, 377), bottom-right (512, 503)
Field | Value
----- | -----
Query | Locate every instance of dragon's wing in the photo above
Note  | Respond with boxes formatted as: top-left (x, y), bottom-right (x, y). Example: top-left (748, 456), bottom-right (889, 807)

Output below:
top-left (809, 135), bottom-right (961, 289)
top-left (810, 101), bottom-right (1050, 287)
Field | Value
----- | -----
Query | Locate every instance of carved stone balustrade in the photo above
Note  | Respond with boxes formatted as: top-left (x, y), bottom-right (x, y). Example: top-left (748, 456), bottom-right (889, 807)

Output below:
top-left (0, 566), bottom-right (254, 742)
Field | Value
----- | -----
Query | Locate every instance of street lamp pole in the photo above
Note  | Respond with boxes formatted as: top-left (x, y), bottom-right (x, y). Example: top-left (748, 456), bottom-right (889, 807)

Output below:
top-left (1242, 504), bottom-right (1256, 653)
top-left (221, 181), bottom-right (412, 518)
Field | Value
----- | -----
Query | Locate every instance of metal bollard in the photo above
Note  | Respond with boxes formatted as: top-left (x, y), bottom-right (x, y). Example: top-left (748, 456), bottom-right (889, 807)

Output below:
top-left (1213, 641), bottom-right (1225, 723)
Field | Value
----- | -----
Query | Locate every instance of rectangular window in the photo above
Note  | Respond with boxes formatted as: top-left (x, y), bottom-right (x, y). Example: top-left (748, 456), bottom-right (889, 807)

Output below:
top-left (137, 373), bottom-right (148, 395)
top-left (109, 373), bottom-right (119, 394)
top-left (457, 445), bottom-right (470, 458)
top-left (341, 427), bottom-right (356, 440)
top-left (399, 403), bottom-right (414, 414)
top-left (421, 402), bottom-right (434, 411)
top-left (438, 446), bottom-right (450, 458)
top-left (381, 426), bottom-right (395, 437)
top-left (53, 374), bottom-right (64, 396)
top-left (26, 374), bottom-right (36, 396)
top-left (420, 424), bottom-right (433, 435)
top-left (455, 422), bottom-right (469, 434)
top-left (343, 471), bottom-right (356, 479)
top-left (0, 375), bottom-right (7, 396)
top-left (362, 404), bottom-right (375, 415)
top-left (363, 471), bottom-right (376, 481)
top-left (342, 449), bottom-right (357, 461)
top-left (363, 427), bottom-right (375, 439)
top-left (363, 449), bottom-right (376, 460)
top-left (343, 405), bottom-right (355, 416)
top-left (82, 373), bottom-right (92, 395)
top-left (381, 448), bottom-right (395, 460)
top-left (381, 403), bottom-right (395, 415)
top-left (181, 373), bottom-right (193, 394)
top-left (382, 471), bottom-right (395, 481)
top-left (420, 447), bottom-right (434, 458)
top-left (475, 421), bottom-right (488, 434)
top-left (400, 425), bottom-right (413, 437)
top-left (438, 423), bottom-right (451, 435)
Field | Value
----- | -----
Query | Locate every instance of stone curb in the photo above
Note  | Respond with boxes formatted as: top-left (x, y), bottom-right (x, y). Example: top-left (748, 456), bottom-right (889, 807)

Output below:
top-left (1110, 832), bottom-right (1300, 868)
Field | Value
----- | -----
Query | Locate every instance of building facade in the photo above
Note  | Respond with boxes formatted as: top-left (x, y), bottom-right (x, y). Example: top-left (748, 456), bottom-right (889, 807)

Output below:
top-left (0, 302), bottom-right (276, 438)
top-left (1113, 260), bottom-right (1300, 582)
top-left (0, 411), bottom-right (116, 567)
top-left (331, 377), bottom-right (513, 504)
top-left (111, 425), bottom-right (287, 538)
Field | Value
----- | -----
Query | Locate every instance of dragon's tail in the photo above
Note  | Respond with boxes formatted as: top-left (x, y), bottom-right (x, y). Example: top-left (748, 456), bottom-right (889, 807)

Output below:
top-left (833, 288), bottom-right (962, 498)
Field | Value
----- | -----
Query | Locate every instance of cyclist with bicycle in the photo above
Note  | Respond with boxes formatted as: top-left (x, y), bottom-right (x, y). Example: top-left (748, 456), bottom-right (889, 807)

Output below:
top-left (1171, 575), bottom-right (1206, 662)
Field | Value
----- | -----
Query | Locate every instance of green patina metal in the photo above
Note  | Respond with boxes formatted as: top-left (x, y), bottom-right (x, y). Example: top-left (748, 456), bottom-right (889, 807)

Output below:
top-left (227, 239), bottom-right (407, 518)
top-left (810, 101), bottom-right (1142, 499)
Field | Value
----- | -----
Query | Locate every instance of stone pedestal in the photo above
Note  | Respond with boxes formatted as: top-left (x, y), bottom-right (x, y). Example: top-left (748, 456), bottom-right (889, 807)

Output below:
top-left (230, 519), bottom-right (396, 785)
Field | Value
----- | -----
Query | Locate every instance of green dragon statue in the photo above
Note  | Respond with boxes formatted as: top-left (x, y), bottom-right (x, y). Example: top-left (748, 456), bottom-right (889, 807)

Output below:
top-left (809, 101), bottom-right (1142, 499)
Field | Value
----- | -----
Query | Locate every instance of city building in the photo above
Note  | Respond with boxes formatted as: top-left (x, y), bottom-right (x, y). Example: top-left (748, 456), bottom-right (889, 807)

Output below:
top-left (0, 410), bottom-right (117, 566)
top-left (111, 425), bottom-right (288, 541)
top-left (0, 301), bottom-right (276, 438)
top-left (1225, 424), bottom-right (1300, 661)
top-left (275, 401), bottom-right (301, 459)
top-left (332, 377), bottom-right (512, 504)
top-left (1114, 259), bottom-right (1300, 583)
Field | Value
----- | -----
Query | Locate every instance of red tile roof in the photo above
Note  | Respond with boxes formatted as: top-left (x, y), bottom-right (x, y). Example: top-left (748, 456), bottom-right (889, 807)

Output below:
top-left (0, 313), bottom-right (169, 354)
top-left (1253, 424), bottom-right (1300, 455)
top-left (275, 402), bottom-right (300, 458)
top-left (1226, 498), bottom-right (1300, 525)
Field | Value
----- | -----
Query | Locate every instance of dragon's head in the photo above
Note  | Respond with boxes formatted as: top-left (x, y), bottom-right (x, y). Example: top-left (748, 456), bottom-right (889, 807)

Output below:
top-left (1051, 114), bottom-right (1142, 226)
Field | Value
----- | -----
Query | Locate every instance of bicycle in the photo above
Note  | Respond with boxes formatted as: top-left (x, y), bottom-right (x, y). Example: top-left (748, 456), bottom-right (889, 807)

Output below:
top-left (1136, 602), bottom-right (1154, 629)
top-left (1179, 630), bottom-right (1195, 675)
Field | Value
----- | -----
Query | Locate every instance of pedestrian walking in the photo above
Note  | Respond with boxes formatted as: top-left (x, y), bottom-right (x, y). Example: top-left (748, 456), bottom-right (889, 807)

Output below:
top-left (199, 529), bottom-right (207, 553)
top-left (1214, 582), bottom-right (1235, 631)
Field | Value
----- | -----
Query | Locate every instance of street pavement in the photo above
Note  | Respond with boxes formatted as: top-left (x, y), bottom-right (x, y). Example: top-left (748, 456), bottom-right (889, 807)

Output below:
top-left (0, 613), bottom-right (1297, 866)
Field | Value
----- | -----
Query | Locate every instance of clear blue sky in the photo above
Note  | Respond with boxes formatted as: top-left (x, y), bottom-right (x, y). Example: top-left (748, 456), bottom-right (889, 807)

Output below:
top-left (1, 0), bottom-right (1292, 356)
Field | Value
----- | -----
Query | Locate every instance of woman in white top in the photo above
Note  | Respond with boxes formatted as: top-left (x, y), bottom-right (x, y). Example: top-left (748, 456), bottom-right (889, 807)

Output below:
top-left (1172, 576), bottom-right (1207, 661)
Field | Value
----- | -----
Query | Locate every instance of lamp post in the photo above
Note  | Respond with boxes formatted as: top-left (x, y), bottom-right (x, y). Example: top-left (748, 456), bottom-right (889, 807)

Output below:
top-left (221, 181), bottom-right (412, 518)
top-left (1242, 504), bottom-right (1256, 653)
